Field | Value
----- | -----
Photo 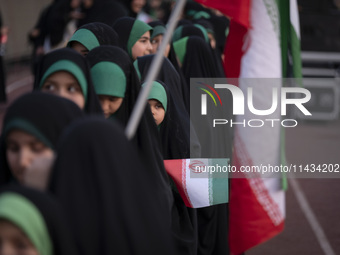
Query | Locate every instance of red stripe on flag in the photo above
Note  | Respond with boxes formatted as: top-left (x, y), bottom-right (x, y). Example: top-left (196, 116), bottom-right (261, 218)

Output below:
top-left (194, 0), bottom-right (251, 28)
top-left (164, 159), bottom-right (193, 207)
top-left (229, 131), bottom-right (284, 254)
top-left (192, 0), bottom-right (251, 79)
top-left (223, 20), bottom-right (249, 78)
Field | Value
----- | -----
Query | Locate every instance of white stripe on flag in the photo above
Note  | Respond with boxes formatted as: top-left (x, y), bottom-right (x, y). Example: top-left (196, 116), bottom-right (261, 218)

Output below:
top-left (185, 159), bottom-right (210, 208)
top-left (241, 0), bottom-right (281, 78)
top-left (237, 0), bottom-right (284, 224)
top-left (181, 159), bottom-right (191, 206)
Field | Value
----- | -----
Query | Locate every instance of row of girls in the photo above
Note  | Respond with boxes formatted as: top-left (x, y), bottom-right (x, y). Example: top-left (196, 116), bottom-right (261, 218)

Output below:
top-left (0, 1), bottom-right (233, 255)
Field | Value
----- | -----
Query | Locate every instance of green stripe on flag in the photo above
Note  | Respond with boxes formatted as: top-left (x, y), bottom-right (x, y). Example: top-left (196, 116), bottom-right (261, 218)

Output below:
top-left (280, 127), bottom-right (288, 191)
top-left (208, 159), bottom-right (229, 205)
top-left (290, 25), bottom-right (302, 79)
top-left (279, 0), bottom-right (302, 79)
top-left (279, 0), bottom-right (289, 78)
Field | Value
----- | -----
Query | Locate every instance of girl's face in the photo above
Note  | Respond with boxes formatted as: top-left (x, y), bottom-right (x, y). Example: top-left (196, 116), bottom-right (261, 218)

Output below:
top-left (71, 41), bottom-right (89, 56)
top-left (0, 220), bottom-right (39, 255)
top-left (98, 95), bottom-right (123, 118)
top-left (151, 34), bottom-right (170, 57)
top-left (6, 130), bottom-right (54, 185)
top-left (131, 0), bottom-right (146, 13)
top-left (131, 31), bottom-right (152, 60)
top-left (148, 99), bottom-right (165, 126)
top-left (41, 71), bottom-right (85, 109)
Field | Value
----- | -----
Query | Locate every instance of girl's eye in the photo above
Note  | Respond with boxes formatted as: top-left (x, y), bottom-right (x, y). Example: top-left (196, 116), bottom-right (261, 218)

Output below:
top-left (31, 142), bottom-right (47, 153)
top-left (6, 142), bottom-right (19, 153)
top-left (42, 83), bottom-right (55, 91)
top-left (68, 85), bottom-right (81, 93)
top-left (13, 238), bottom-right (30, 250)
top-left (151, 39), bottom-right (158, 44)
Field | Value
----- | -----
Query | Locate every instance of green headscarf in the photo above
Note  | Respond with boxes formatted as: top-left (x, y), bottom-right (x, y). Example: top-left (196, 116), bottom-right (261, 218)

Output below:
top-left (143, 81), bottom-right (168, 112)
top-left (39, 60), bottom-right (88, 102)
top-left (173, 37), bottom-right (189, 66)
top-left (127, 20), bottom-right (153, 57)
top-left (67, 29), bottom-right (100, 51)
top-left (91, 61), bottom-right (126, 98)
top-left (151, 25), bottom-right (166, 40)
top-left (0, 192), bottom-right (53, 255)
top-left (3, 118), bottom-right (53, 149)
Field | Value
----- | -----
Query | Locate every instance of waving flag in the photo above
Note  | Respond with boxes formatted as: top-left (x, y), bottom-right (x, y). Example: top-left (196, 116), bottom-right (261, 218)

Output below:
top-left (164, 158), bottom-right (229, 208)
top-left (194, 0), bottom-right (302, 253)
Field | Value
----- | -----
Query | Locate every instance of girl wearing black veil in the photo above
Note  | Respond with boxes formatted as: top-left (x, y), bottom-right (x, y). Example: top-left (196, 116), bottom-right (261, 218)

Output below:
top-left (145, 21), bottom-right (191, 112)
top-left (136, 58), bottom-right (201, 254)
top-left (133, 53), bottom-right (202, 161)
top-left (86, 45), bottom-right (172, 210)
top-left (112, 17), bottom-right (153, 60)
top-left (48, 116), bottom-right (174, 255)
top-left (79, 0), bottom-right (128, 27)
top-left (173, 23), bottom-right (225, 78)
top-left (134, 54), bottom-right (185, 109)
top-left (34, 47), bottom-right (103, 114)
top-left (0, 92), bottom-right (84, 186)
top-left (117, 0), bottom-right (146, 18)
top-left (0, 184), bottom-right (79, 255)
top-left (68, 22), bottom-right (119, 56)
top-left (173, 35), bottom-right (232, 255)
top-left (41, 0), bottom-right (84, 52)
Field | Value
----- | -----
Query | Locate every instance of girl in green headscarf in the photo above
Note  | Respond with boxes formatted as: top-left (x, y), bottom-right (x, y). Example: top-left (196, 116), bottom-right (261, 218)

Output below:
top-left (34, 47), bottom-right (102, 114)
top-left (67, 22), bottom-right (119, 56)
top-left (86, 46), bottom-right (136, 120)
top-left (0, 185), bottom-right (79, 255)
top-left (113, 17), bottom-right (153, 60)
top-left (143, 81), bottom-right (167, 127)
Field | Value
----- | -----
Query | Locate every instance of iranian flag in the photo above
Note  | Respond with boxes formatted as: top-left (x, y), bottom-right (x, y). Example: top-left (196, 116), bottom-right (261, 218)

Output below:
top-left (193, 0), bottom-right (302, 254)
top-left (163, 158), bottom-right (229, 208)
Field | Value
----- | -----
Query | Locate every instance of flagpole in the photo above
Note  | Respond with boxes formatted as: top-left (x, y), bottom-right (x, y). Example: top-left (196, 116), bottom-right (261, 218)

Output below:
top-left (125, 0), bottom-right (186, 140)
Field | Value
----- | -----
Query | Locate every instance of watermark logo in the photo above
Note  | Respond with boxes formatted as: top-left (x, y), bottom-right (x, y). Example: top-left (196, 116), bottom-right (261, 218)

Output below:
top-left (195, 79), bottom-right (312, 128)
top-left (200, 83), bottom-right (311, 116)
top-left (189, 160), bottom-right (206, 173)
top-left (198, 82), bottom-right (222, 115)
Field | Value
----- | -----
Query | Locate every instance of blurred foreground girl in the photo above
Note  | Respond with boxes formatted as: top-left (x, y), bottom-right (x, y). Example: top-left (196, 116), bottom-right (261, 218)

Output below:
top-left (0, 92), bottom-right (84, 187)
top-left (47, 117), bottom-right (174, 255)
top-left (0, 184), bottom-right (79, 255)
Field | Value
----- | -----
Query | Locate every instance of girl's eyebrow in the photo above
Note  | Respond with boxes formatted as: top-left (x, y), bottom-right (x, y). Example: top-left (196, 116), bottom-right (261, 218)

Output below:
top-left (139, 36), bottom-right (150, 40)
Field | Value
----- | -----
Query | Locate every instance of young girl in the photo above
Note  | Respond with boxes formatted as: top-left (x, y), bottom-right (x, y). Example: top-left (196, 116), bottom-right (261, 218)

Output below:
top-left (134, 54), bottom-right (188, 113)
top-left (34, 47), bottom-right (102, 114)
top-left (86, 46), bottom-right (132, 120)
top-left (87, 46), bottom-right (171, 211)
top-left (148, 20), bottom-right (170, 57)
top-left (0, 184), bottom-right (79, 255)
top-left (112, 17), bottom-right (153, 60)
top-left (67, 22), bottom-right (119, 56)
top-left (144, 81), bottom-right (167, 127)
top-left (173, 35), bottom-right (232, 255)
top-left (47, 116), bottom-right (174, 255)
top-left (138, 77), bottom-right (199, 254)
top-left (0, 92), bottom-right (84, 187)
